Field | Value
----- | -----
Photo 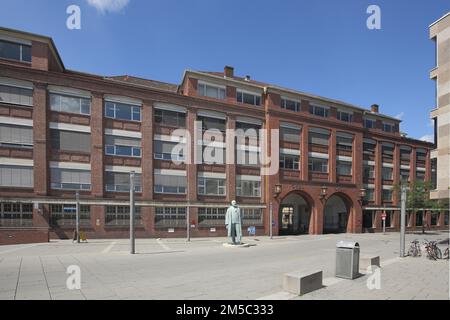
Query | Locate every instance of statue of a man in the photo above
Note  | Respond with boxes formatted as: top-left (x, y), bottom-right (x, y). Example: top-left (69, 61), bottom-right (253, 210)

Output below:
top-left (225, 200), bottom-right (242, 245)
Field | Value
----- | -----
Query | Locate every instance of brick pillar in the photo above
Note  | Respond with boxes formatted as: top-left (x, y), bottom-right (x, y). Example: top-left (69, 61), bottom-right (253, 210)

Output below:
top-left (142, 101), bottom-right (154, 200)
top-left (186, 109), bottom-right (197, 202)
top-left (374, 141), bottom-right (382, 206)
top-left (353, 133), bottom-right (363, 186)
top-left (374, 210), bottom-right (382, 230)
top-left (410, 148), bottom-right (417, 181)
top-left (140, 206), bottom-right (153, 235)
top-left (90, 205), bottom-right (105, 234)
top-left (184, 77), bottom-right (198, 96)
top-left (425, 150), bottom-right (431, 182)
top-left (226, 115), bottom-right (236, 202)
top-left (226, 86), bottom-right (237, 104)
top-left (91, 92), bottom-right (104, 197)
top-left (313, 200), bottom-right (325, 235)
top-left (329, 129), bottom-right (336, 183)
top-left (392, 144), bottom-right (400, 205)
top-left (301, 124), bottom-right (309, 181)
top-left (33, 82), bottom-right (49, 196)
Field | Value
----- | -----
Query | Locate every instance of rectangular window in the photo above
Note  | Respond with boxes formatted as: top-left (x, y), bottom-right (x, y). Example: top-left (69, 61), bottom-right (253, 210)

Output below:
top-left (337, 111), bottom-right (353, 122)
top-left (0, 124), bottom-right (33, 148)
top-left (382, 167), bottom-right (393, 180)
top-left (382, 144), bottom-right (394, 159)
top-left (105, 172), bottom-right (141, 193)
top-left (154, 173), bottom-right (186, 194)
top-left (236, 178), bottom-right (261, 197)
top-left (308, 158), bottom-right (328, 173)
top-left (105, 205), bottom-right (141, 227)
top-left (431, 212), bottom-right (438, 226)
top-left (309, 105), bottom-right (329, 117)
top-left (202, 145), bottom-right (226, 165)
top-left (280, 126), bottom-right (300, 143)
top-left (105, 135), bottom-right (141, 158)
top-left (51, 130), bottom-right (91, 153)
top-left (0, 40), bottom-right (31, 62)
top-left (400, 169), bottom-right (410, 182)
top-left (308, 131), bottom-right (330, 146)
top-left (431, 158), bottom-right (437, 190)
top-left (242, 208), bottom-right (263, 226)
top-left (50, 204), bottom-right (90, 227)
top-left (237, 90), bottom-right (261, 106)
top-left (383, 123), bottom-right (394, 133)
top-left (154, 109), bottom-right (186, 127)
top-left (155, 207), bottom-right (186, 228)
top-left (364, 189), bottom-right (374, 201)
top-left (363, 165), bottom-right (375, 179)
top-left (416, 171), bottom-right (425, 181)
top-left (236, 149), bottom-right (259, 167)
top-left (281, 98), bottom-right (300, 112)
top-left (0, 165), bottom-right (33, 188)
top-left (198, 116), bottom-right (226, 133)
top-left (198, 177), bottom-right (226, 196)
top-left (198, 83), bottom-right (225, 100)
top-left (364, 118), bottom-right (376, 129)
top-left (279, 154), bottom-right (299, 170)
top-left (0, 84), bottom-right (33, 106)
top-left (337, 161), bottom-right (352, 175)
top-left (154, 140), bottom-right (185, 161)
top-left (416, 149), bottom-right (427, 162)
top-left (363, 140), bottom-right (376, 155)
top-left (416, 212), bottom-right (423, 226)
top-left (0, 203), bottom-right (32, 227)
top-left (50, 168), bottom-right (91, 190)
top-left (336, 135), bottom-right (353, 151)
top-left (382, 189), bottom-right (393, 201)
top-left (198, 207), bottom-right (227, 225)
top-left (50, 93), bottom-right (91, 115)
top-left (105, 101), bottom-right (141, 122)
top-left (400, 147), bottom-right (411, 161)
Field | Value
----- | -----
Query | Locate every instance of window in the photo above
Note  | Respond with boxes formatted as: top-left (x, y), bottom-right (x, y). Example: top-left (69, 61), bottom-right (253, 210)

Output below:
top-left (198, 116), bottom-right (226, 133)
top-left (198, 207), bottom-right (227, 225)
top-left (155, 207), bottom-right (186, 228)
top-left (105, 101), bottom-right (141, 122)
top-left (237, 90), bottom-right (261, 106)
top-left (105, 135), bottom-right (141, 158)
top-left (336, 135), bottom-right (353, 151)
top-left (400, 147), bottom-right (411, 161)
top-left (337, 111), bottom-right (353, 122)
top-left (105, 205), bottom-right (141, 226)
top-left (50, 168), bottom-right (91, 190)
top-left (0, 203), bottom-right (32, 227)
top-left (308, 130), bottom-right (330, 146)
top-left (431, 158), bottom-right (437, 190)
top-left (236, 122), bottom-right (260, 138)
top-left (154, 173), bottom-right (186, 194)
top-left (416, 212), bottom-right (423, 226)
top-left (364, 189), bottom-right (374, 201)
top-left (384, 210), bottom-right (394, 227)
top-left (236, 149), bottom-right (260, 167)
top-left (50, 93), bottom-right (91, 115)
top-left (308, 158), bottom-right (328, 173)
top-left (0, 124), bottom-right (33, 148)
top-left (198, 83), bottom-right (225, 100)
top-left (415, 171), bottom-right (425, 181)
top-left (279, 154), bottom-right (299, 170)
top-left (154, 140), bottom-right (185, 161)
top-left (236, 178), bottom-right (260, 197)
top-left (105, 172), bottom-right (141, 192)
top-left (363, 210), bottom-right (375, 228)
top-left (203, 145), bottom-right (226, 165)
top-left (154, 109), bottom-right (186, 127)
top-left (51, 130), bottom-right (91, 153)
top-left (281, 98), bottom-right (300, 112)
top-left (242, 208), bottom-right (263, 226)
top-left (382, 189), bottom-right (393, 201)
top-left (363, 165), bottom-right (375, 179)
top-left (400, 169), bottom-right (410, 182)
top-left (337, 161), bottom-right (352, 175)
top-left (0, 165), bottom-right (33, 188)
top-left (309, 105), bottom-right (329, 117)
top-left (383, 123), bottom-right (394, 133)
top-left (198, 177), bottom-right (226, 196)
top-left (280, 126), bottom-right (300, 143)
top-left (431, 212), bottom-right (438, 226)
top-left (382, 144), bottom-right (394, 159)
top-left (363, 139), bottom-right (376, 155)
top-left (382, 167), bottom-right (393, 180)
top-left (364, 118), bottom-right (376, 129)
top-left (0, 40), bottom-right (31, 62)
top-left (416, 149), bottom-right (427, 162)
top-left (0, 84), bottom-right (33, 106)
top-left (50, 204), bottom-right (90, 227)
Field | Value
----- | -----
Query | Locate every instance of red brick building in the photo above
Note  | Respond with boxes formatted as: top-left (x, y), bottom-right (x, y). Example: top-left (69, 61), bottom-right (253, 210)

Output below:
top-left (0, 27), bottom-right (445, 244)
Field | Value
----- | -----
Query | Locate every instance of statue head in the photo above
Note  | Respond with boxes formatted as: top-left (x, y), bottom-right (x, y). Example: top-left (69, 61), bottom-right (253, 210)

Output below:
top-left (231, 200), bottom-right (237, 207)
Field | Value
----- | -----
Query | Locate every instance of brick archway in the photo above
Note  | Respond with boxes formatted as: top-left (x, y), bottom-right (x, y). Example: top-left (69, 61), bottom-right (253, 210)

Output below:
top-left (278, 190), bottom-right (316, 235)
top-left (323, 192), bottom-right (355, 234)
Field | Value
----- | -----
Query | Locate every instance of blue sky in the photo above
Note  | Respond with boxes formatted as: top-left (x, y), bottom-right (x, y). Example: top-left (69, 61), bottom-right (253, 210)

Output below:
top-left (0, 0), bottom-right (448, 141)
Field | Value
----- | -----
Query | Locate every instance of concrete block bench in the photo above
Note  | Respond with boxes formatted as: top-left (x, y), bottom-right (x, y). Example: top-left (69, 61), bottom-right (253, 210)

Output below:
top-left (359, 255), bottom-right (380, 271)
top-left (282, 270), bottom-right (323, 296)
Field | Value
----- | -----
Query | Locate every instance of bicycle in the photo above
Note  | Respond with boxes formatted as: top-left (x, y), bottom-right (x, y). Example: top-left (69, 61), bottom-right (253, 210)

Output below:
top-left (407, 240), bottom-right (422, 257)
top-left (424, 239), bottom-right (442, 260)
top-left (443, 247), bottom-right (449, 260)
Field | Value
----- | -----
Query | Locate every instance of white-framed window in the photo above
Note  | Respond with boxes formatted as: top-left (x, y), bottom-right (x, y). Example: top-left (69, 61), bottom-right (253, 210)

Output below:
top-left (50, 204), bottom-right (90, 227)
top-left (154, 140), bottom-right (185, 161)
top-left (336, 135), bottom-right (353, 151)
top-left (155, 207), bottom-right (187, 227)
top-left (363, 165), bottom-right (375, 179)
top-left (154, 109), bottom-right (186, 127)
top-left (50, 93), bottom-right (91, 115)
top-left (364, 118), bottom-right (376, 129)
top-left (237, 90), bottom-right (261, 106)
top-left (0, 203), bottom-right (33, 227)
top-left (105, 205), bottom-right (141, 226)
top-left (337, 111), bottom-right (353, 122)
top-left (0, 165), bottom-right (33, 188)
top-left (309, 105), bottom-right (329, 117)
top-left (198, 177), bottom-right (226, 196)
top-left (105, 172), bottom-right (142, 193)
top-left (337, 161), bottom-right (352, 175)
top-left (242, 208), bottom-right (263, 226)
top-left (280, 126), bottom-right (300, 143)
top-left (382, 167), bottom-right (393, 180)
top-left (281, 98), bottom-right (300, 112)
top-left (105, 135), bottom-right (141, 158)
top-left (198, 207), bottom-right (227, 225)
top-left (308, 130), bottom-right (330, 146)
top-left (0, 84), bottom-right (33, 106)
top-left (198, 82), bottom-right (226, 100)
top-left (154, 173), bottom-right (186, 194)
top-left (50, 168), bottom-right (91, 190)
top-left (383, 122), bottom-right (394, 133)
top-left (0, 124), bottom-right (33, 148)
top-left (105, 101), bottom-right (141, 122)
top-left (308, 158), bottom-right (328, 173)
top-left (279, 154), bottom-right (299, 170)
top-left (0, 40), bottom-right (31, 62)
top-left (51, 130), bottom-right (91, 153)
top-left (236, 178), bottom-right (261, 197)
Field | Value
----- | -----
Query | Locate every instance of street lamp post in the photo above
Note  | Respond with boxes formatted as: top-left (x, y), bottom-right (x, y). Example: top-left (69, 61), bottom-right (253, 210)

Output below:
top-left (400, 184), bottom-right (407, 257)
top-left (75, 191), bottom-right (80, 244)
top-left (130, 171), bottom-right (135, 254)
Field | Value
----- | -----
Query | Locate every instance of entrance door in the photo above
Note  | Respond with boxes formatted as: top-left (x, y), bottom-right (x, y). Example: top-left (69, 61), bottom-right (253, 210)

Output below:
top-left (280, 206), bottom-right (294, 235)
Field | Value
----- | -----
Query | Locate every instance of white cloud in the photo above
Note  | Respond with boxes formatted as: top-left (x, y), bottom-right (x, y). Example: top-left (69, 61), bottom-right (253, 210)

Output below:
top-left (87, 0), bottom-right (130, 13)
top-left (395, 112), bottom-right (404, 120)
top-left (419, 134), bottom-right (434, 143)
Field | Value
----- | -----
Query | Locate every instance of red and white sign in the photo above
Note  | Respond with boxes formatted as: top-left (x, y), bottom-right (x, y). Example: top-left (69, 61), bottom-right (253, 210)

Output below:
top-left (381, 213), bottom-right (387, 220)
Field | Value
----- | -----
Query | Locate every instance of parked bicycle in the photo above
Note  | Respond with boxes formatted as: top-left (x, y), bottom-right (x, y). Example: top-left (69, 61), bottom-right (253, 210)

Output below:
top-left (443, 247), bottom-right (449, 260)
top-left (424, 239), bottom-right (442, 260)
top-left (407, 240), bottom-right (422, 257)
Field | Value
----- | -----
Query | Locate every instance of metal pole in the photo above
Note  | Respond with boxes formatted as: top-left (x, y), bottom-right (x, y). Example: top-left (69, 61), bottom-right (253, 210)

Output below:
top-left (383, 217), bottom-right (386, 234)
top-left (187, 202), bottom-right (191, 242)
top-left (400, 184), bottom-right (407, 257)
top-left (269, 201), bottom-right (273, 239)
top-left (130, 171), bottom-right (135, 254)
top-left (76, 191), bottom-right (80, 244)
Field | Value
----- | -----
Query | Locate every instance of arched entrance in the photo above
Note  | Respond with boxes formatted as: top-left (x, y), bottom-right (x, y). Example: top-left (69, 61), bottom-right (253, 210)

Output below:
top-left (323, 194), bottom-right (352, 234)
top-left (279, 192), bottom-right (312, 235)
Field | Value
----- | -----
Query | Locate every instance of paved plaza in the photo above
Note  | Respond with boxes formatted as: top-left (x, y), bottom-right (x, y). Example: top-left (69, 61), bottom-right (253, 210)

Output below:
top-left (0, 231), bottom-right (448, 300)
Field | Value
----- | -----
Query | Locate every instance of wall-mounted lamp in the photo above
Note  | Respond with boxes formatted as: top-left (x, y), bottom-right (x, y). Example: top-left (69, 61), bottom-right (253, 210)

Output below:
top-left (320, 185), bottom-right (328, 203)
top-left (358, 188), bottom-right (367, 206)
top-left (273, 184), bottom-right (282, 199)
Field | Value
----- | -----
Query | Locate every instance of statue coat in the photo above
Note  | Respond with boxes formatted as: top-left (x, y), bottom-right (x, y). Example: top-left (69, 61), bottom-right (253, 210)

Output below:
top-left (225, 205), bottom-right (242, 239)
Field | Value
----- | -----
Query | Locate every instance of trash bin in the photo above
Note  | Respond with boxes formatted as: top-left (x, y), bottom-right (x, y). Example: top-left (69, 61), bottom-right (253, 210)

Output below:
top-left (335, 241), bottom-right (360, 280)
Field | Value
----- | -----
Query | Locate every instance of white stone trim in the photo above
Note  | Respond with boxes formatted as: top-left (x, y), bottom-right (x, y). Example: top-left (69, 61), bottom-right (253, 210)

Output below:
top-left (197, 110), bottom-right (226, 120)
top-left (49, 162), bottom-right (91, 170)
top-left (197, 172), bottom-right (226, 179)
top-left (337, 155), bottom-right (352, 162)
top-left (237, 175), bottom-right (261, 182)
top-left (104, 95), bottom-right (142, 106)
top-left (197, 80), bottom-right (226, 90)
top-left (154, 169), bottom-right (186, 177)
top-left (309, 152), bottom-right (329, 160)
top-left (0, 77), bottom-right (33, 90)
top-left (47, 85), bottom-right (91, 99)
top-left (0, 157), bottom-right (33, 166)
top-left (104, 128), bottom-right (141, 139)
top-left (105, 166), bottom-right (142, 174)
top-left (280, 122), bottom-right (302, 130)
top-left (280, 148), bottom-right (300, 156)
top-left (49, 122), bottom-right (91, 133)
top-left (153, 102), bottom-right (186, 113)
top-left (363, 160), bottom-right (376, 166)
top-left (364, 184), bottom-right (375, 189)
top-left (236, 144), bottom-right (260, 152)
top-left (236, 116), bottom-right (262, 126)
top-left (382, 185), bottom-right (394, 190)
top-left (400, 165), bottom-right (411, 170)
top-left (201, 141), bottom-right (226, 148)
top-left (236, 88), bottom-right (263, 96)
top-left (416, 167), bottom-right (426, 172)
top-left (382, 163), bottom-right (394, 168)
top-left (154, 134), bottom-right (186, 143)
top-left (0, 116), bottom-right (33, 127)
